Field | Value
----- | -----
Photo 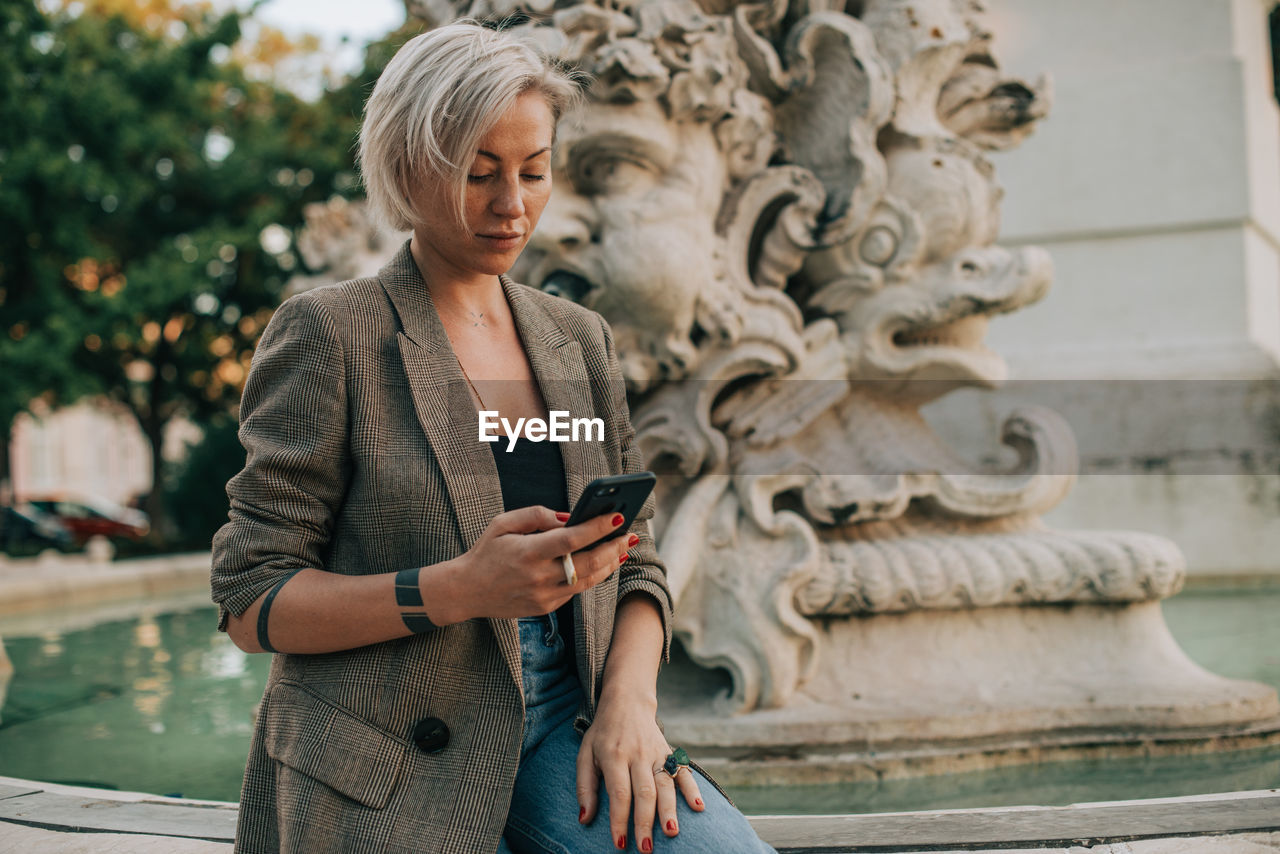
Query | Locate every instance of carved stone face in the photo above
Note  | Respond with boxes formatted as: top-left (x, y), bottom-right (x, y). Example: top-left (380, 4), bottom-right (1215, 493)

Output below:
top-left (516, 99), bottom-right (729, 389)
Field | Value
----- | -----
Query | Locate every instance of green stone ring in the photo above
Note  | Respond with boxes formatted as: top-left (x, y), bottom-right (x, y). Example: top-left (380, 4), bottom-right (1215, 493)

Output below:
top-left (661, 747), bottom-right (690, 778)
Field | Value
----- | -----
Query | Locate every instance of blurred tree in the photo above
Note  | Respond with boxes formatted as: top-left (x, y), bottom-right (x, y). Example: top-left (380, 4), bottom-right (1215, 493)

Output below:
top-left (157, 17), bottom-right (422, 552)
top-left (0, 0), bottom-right (365, 542)
top-left (161, 410), bottom-right (241, 550)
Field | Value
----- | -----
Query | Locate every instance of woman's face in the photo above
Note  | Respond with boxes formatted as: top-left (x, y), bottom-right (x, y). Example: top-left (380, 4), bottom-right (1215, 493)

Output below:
top-left (412, 91), bottom-right (555, 286)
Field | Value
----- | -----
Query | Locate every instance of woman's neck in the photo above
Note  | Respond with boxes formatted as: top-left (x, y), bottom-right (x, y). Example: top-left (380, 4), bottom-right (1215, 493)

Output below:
top-left (409, 234), bottom-right (504, 319)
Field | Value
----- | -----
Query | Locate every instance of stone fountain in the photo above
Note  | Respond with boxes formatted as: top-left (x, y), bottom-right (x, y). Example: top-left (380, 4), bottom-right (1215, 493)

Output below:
top-left (315, 0), bottom-right (1279, 784)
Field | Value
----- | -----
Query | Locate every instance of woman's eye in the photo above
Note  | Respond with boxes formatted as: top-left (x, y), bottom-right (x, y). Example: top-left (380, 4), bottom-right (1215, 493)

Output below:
top-left (469, 173), bottom-right (545, 183)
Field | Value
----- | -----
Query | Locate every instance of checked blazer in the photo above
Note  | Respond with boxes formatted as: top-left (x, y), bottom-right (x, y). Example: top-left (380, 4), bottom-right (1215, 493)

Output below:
top-left (210, 241), bottom-right (673, 854)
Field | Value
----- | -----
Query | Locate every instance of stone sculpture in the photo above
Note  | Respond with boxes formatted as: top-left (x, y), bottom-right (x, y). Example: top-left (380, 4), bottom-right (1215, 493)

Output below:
top-left (384, 0), bottom-right (1280, 776)
top-left (287, 195), bottom-right (408, 295)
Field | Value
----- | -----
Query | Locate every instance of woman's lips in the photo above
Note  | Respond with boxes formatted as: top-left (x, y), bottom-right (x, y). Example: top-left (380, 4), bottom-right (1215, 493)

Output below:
top-left (479, 233), bottom-right (523, 250)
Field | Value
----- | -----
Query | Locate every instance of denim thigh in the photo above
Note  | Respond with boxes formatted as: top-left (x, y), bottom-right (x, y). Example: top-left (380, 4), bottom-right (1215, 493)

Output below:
top-left (497, 615), bottom-right (775, 854)
top-left (516, 612), bottom-right (581, 760)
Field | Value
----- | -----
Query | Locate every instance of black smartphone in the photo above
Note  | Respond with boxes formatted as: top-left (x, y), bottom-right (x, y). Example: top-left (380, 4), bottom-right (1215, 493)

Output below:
top-left (564, 472), bottom-right (657, 549)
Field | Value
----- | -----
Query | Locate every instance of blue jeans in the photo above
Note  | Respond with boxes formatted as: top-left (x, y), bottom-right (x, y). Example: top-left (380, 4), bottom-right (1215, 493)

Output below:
top-left (498, 612), bottom-right (775, 854)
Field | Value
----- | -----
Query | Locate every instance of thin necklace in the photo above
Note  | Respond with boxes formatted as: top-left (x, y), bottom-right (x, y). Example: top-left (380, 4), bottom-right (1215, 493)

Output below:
top-left (457, 359), bottom-right (487, 410)
top-left (440, 304), bottom-right (490, 410)
top-left (439, 297), bottom-right (492, 410)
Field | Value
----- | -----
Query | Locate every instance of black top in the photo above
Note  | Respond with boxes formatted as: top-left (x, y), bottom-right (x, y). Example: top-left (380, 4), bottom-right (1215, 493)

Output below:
top-left (489, 438), bottom-right (569, 514)
top-left (489, 439), bottom-right (576, 658)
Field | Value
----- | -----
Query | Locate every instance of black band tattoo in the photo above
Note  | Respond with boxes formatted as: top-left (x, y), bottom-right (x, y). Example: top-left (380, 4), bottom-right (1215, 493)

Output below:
top-left (257, 568), bottom-right (304, 654)
top-left (395, 567), bottom-right (438, 633)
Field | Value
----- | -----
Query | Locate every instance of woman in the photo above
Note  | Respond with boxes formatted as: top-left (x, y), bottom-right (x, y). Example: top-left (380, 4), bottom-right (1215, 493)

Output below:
top-left (211, 21), bottom-right (776, 854)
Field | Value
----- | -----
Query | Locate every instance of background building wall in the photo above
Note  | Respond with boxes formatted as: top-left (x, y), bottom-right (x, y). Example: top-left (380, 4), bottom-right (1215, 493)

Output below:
top-left (10, 401), bottom-right (152, 505)
top-left (9, 401), bottom-right (201, 507)
top-left (925, 0), bottom-right (1280, 576)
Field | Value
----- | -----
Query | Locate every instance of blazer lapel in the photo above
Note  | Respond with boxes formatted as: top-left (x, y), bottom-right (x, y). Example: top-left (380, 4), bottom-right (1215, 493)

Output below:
top-left (501, 275), bottom-right (608, 511)
top-left (377, 246), bottom-right (520, 685)
top-left (379, 244), bottom-right (502, 551)
top-left (502, 276), bottom-right (612, 691)
top-left (376, 243), bottom-right (609, 695)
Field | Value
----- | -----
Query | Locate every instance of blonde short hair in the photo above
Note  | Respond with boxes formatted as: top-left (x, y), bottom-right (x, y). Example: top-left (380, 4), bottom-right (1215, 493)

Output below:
top-left (358, 22), bottom-right (579, 232)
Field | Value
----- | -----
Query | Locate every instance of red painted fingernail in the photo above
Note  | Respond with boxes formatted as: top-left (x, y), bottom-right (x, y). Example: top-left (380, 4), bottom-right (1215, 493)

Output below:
top-left (611, 513), bottom-right (624, 527)
top-left (627, 533), bottom-right (639, 547)
top-left (641, 838), bottom-right (653, 853)
top-left (616, 834), bottom-right (627, 850)
top-left (555, 511), bottom-right (570, 521)
top-left (666, 820), bottom-right (677, 833)
top-left (619, 553), bottom-right (628, 563)
top-left (579, 806), bottom-right (587, 823)
top-left (695, 798), bottom-right (704, 808)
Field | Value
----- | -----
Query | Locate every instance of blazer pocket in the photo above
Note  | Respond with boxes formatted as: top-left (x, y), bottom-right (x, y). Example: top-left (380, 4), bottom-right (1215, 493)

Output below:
top-left (263, 680), bottom-right (407, 810)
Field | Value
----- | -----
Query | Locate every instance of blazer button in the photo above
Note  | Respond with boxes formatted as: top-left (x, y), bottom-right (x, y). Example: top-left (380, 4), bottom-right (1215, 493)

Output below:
top-left (412, 717), bottom-right (450, 753)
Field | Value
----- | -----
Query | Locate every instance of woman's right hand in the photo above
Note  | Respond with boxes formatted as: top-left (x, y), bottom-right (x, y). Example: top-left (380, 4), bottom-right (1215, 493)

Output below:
top-left (439, 506), bottom-right (637, 623)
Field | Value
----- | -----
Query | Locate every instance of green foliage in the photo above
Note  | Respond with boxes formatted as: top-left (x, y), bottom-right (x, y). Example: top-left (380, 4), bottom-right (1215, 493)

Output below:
top-left (160, 412), bottom-right (242, 551)
top-left (0, 0), bottom-right (370, 539)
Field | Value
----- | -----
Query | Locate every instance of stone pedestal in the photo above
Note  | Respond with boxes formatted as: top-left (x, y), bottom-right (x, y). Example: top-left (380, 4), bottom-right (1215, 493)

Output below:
top-left (659, 599), bottom-right (1280, 783)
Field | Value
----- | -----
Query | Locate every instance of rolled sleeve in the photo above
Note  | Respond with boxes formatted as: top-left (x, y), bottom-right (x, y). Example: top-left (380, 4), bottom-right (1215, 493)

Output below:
top-left (210, 292), bottom-right (351, 632)
top-left (599, 315), bottom-right (674, 663)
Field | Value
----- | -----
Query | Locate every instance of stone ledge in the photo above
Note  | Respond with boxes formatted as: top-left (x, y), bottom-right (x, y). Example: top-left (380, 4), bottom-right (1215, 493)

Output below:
top-left (1, 776), bottom-right (1276, 853)
top-left (0, 552), bottom-right (211, 617)
top-left (0, 779), bottom-right (235, 842)
top-left (0, 823), bottom-right (228, 854)
top-left (689, 717), bottom-right (1280, 787)
top-left (750, 789), bottom-right (1280, 851)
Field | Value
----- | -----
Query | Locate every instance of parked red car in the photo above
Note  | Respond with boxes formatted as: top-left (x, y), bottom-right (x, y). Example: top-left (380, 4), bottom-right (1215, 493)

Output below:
top-left (1, 504), bottom-right (76, 555)
top-left (23, 497), bottom-right (150, 546)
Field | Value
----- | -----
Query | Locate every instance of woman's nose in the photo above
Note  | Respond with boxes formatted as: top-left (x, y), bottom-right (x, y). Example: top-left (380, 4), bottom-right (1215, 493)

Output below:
top-left (491, 177), bottom-right (525, 218)
top-left (530, 191), bottom-right (593, 253)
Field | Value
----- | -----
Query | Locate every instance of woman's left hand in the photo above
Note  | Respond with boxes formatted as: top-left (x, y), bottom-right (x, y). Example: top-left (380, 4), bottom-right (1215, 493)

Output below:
top-left (577, 694), bottom-right (704, 852)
